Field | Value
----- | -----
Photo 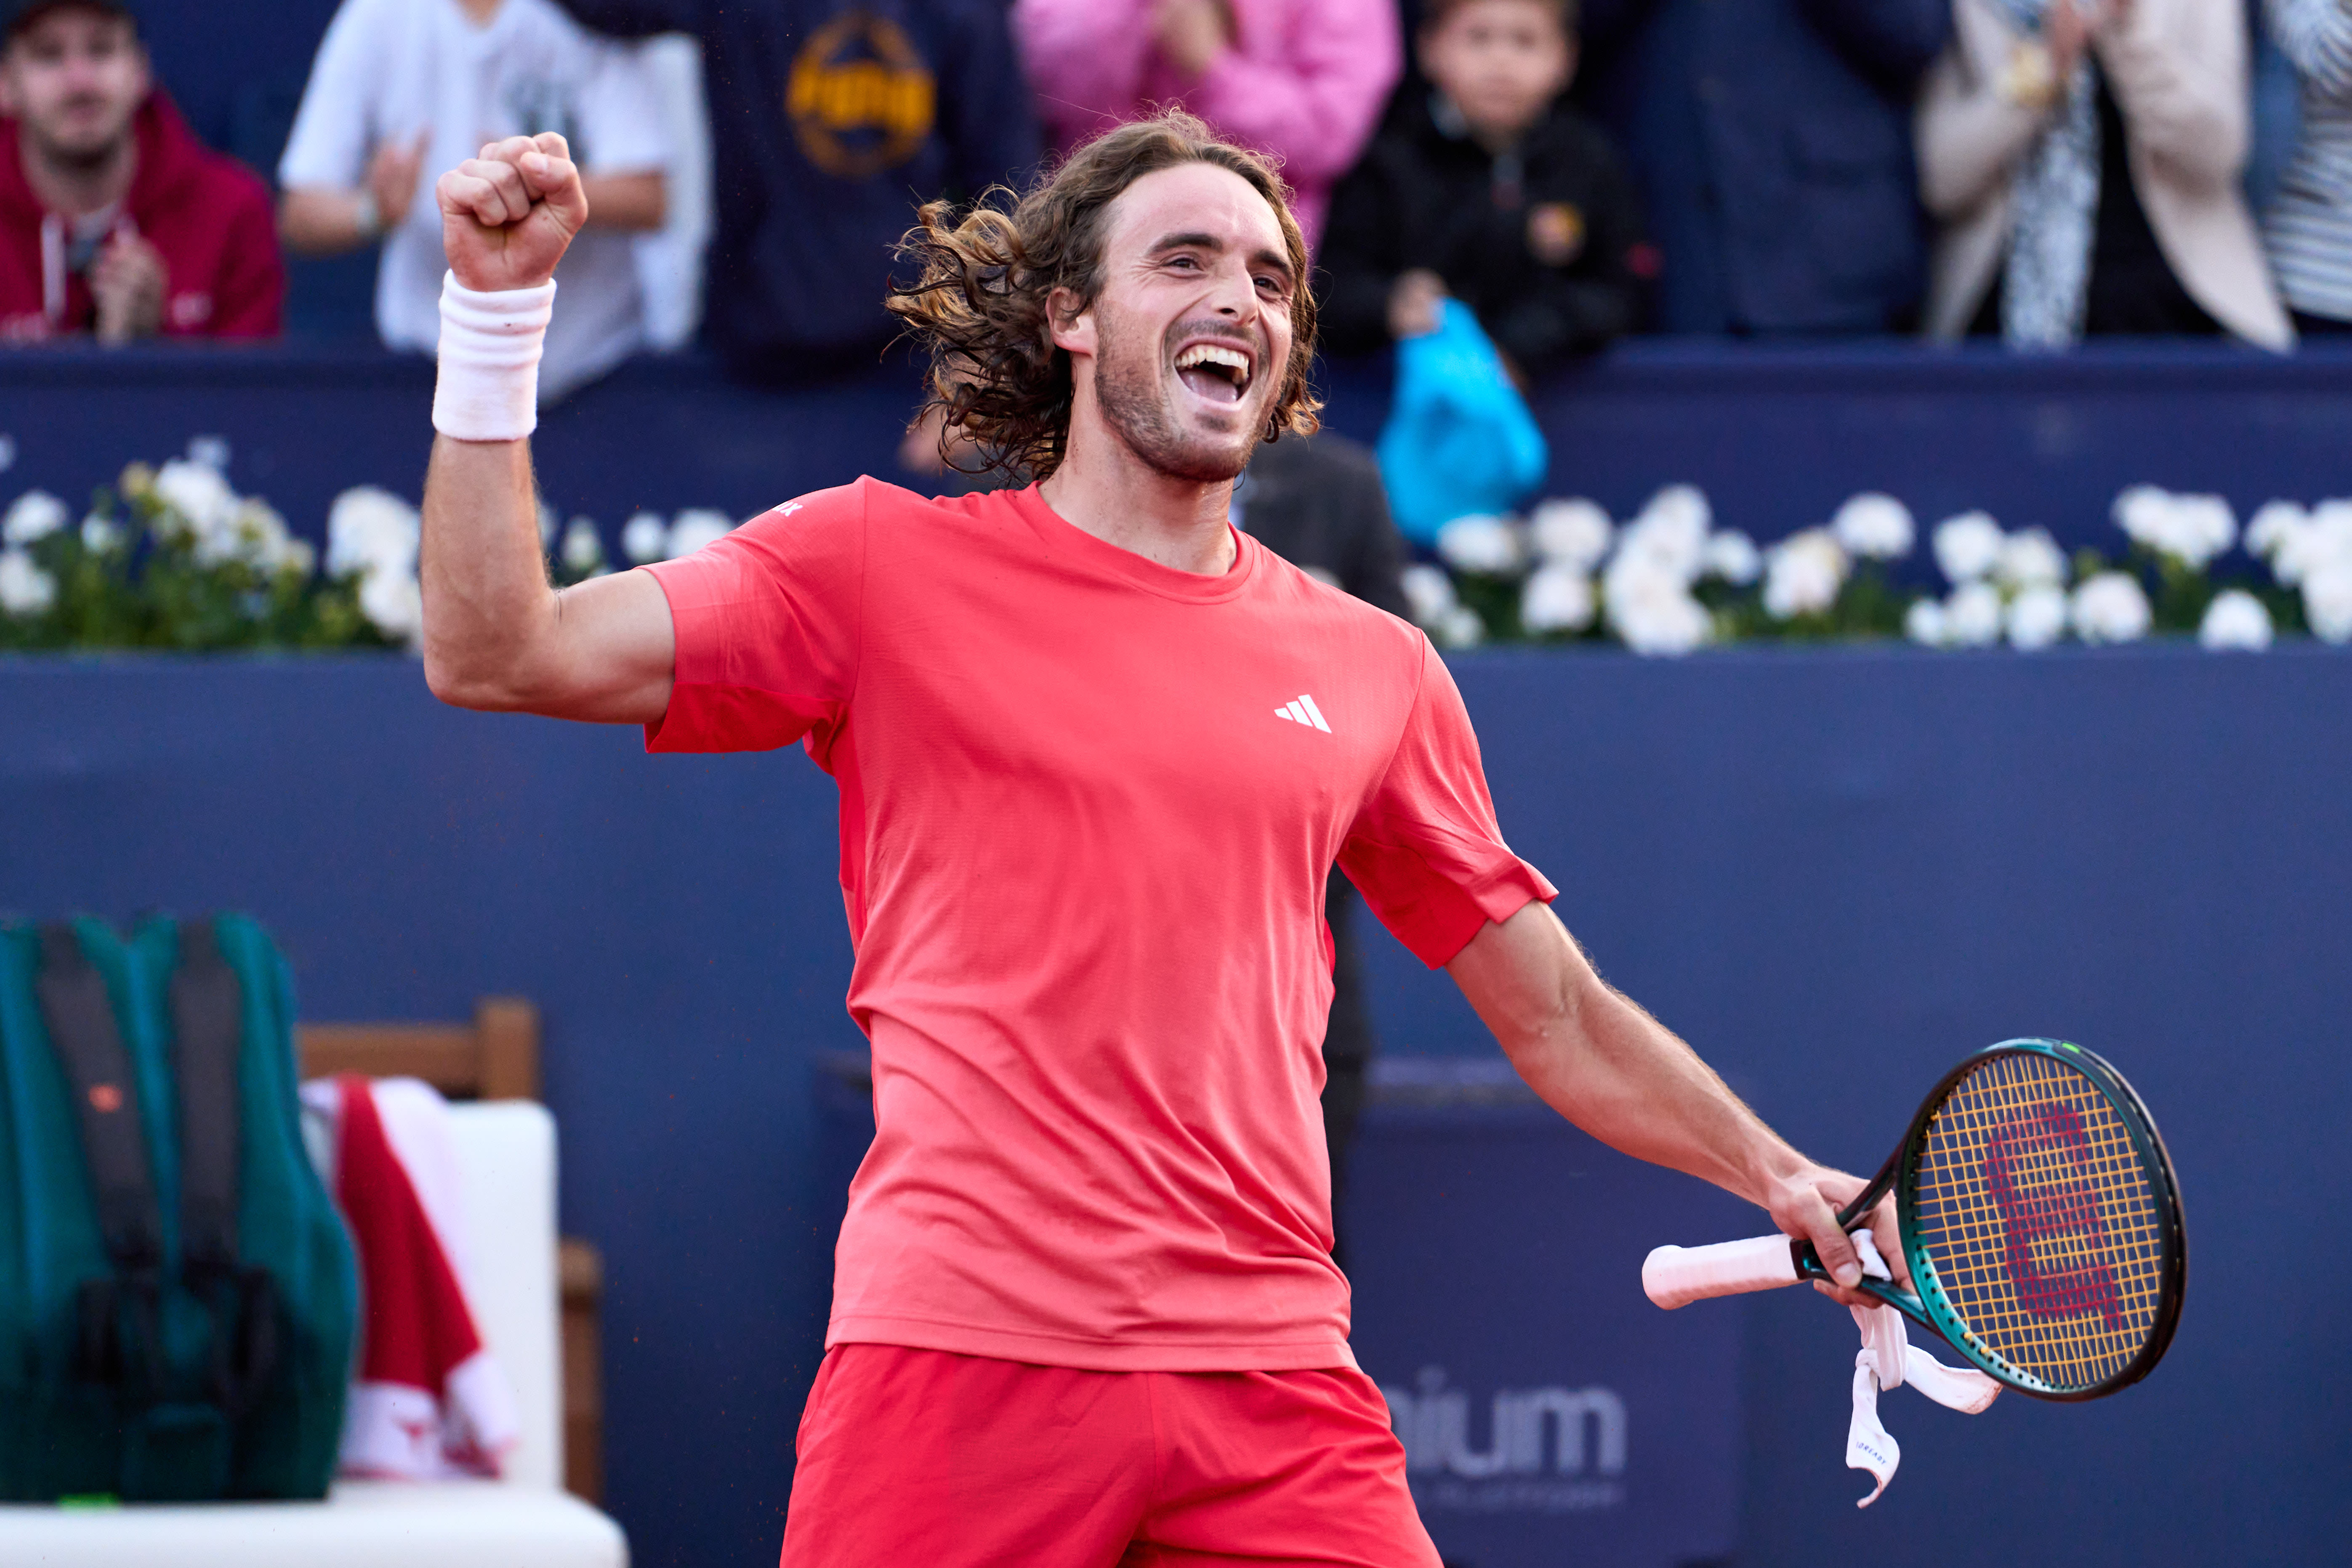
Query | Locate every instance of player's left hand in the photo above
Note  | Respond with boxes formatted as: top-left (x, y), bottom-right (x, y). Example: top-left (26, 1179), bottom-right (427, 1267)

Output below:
top-left (436, 132), bottom-right (587, 293)
top-left (1767, 1165), bottom-right (1911, 1310)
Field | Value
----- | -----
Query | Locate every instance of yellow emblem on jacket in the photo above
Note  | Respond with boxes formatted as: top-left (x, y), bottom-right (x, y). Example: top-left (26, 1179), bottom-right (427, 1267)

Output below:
top-left (1526, 202), bottom-right (1586, 267)
top-left (788, 12), bottom-right (937, 179)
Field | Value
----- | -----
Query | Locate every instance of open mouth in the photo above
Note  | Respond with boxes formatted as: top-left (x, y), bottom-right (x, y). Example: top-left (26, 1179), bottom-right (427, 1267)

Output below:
top-left (1173, 342), bottom-right (1254, 406)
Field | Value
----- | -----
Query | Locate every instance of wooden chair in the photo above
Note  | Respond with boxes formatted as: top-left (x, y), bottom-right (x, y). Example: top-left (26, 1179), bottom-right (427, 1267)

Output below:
top-left (298, 998), bottom-right (606, 1507)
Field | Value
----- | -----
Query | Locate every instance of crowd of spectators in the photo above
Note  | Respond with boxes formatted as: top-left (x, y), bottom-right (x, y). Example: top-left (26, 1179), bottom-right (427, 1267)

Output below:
top-left (1, 0), bottom-right (2347, 377)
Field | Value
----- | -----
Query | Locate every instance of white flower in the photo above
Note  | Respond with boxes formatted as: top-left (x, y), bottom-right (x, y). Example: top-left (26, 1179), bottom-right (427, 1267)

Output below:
top-left (561, 518), bottom-right (605, 573)
top-left (1761, 528), bottom-right (1848, 619)
top-left (152, 458), bottom-right (239, 540)
top-left (2245, 500), bottom-right (2306, 562)
top-left (0, 434), bottom-right (15, 474)
top-left (1932, 512), bottom-right (2005, 585)
top-left (2275, 501), bottom-right (2352, 588)
top-left (1635, 482), bottom-right (1712, 535)
top-left (2005, 584), bottom-right (2069, 650)
top-left (1831, 492), bottom-right (1915, 560)
top-left (2070, 572), bottom-right (2152, 645)
top-left (621, 511), bottom-right (670, 564)
top-left (666, 508), bottom-right (734, 559)
top-left (1400, 564), bottom-right (1457, 626)
top-left (199, 497), bottom-right (302, 573)
top-left (2198, 590), bottom-right (2272, 651)
top-left (1519, 563), bottom-right (1595, 634)
top-left (1946, 582), bottom-right (2004, 647)
top-left (326, 487), bottom-right (420, 580)
top-left (3, 489), bottom-right (67, 546)
top-left (1615, 485), bottom-right (1710, 583)
top-left (242, 500), bottom-right (303, 573)
top-left (1604, 552), bottom-right (1711, 655)
top-left (80, 513), bottom-right (124, 554)
top-left (1435, 513), bottom-right (1525, 575)
top-left (357, 567), bottom-right (424, 645)
top-left (2305, 563), bottom-right (2352, 645)
top-left (1904, 598), bottom-right (1948, 647)
top-left (2114, 486), bottom-right (2235, 569)
top-left (1435, 603), bottom-right (1486, 649)
top-left (0, 547), bottom-right (56, 616)
top-left (1527, 498), bottom-right (1612, 570)
top-left (1995, 527), bottom-right (2068, 591)
top-left (537, 500), bottom-right (558, 548)
top-left (184, 434), bottom-right (231, 472)
top-left (1701, 530), bottom-right (1761, 585)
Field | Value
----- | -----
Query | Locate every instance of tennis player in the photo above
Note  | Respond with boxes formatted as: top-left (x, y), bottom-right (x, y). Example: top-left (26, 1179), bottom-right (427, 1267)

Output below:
top-left (418, 110), bottom-right (1904, 1566)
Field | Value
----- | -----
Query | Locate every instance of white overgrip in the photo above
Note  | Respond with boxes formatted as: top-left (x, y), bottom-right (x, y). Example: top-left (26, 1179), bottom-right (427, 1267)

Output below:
top-left (1643, 1234), bottom-right (1801, 1309)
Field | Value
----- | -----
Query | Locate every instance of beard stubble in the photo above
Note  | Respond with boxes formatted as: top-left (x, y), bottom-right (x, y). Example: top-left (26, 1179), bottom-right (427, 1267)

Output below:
top-left (1091, 306), bottom-right (1264, 485)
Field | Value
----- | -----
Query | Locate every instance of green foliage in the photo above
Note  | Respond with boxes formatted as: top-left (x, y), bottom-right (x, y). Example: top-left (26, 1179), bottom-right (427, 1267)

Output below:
top-left (0, 469), bottom-right (398, 653)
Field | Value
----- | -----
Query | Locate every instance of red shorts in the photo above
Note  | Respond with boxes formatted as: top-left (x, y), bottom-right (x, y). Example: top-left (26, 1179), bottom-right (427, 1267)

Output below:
top-left (781, 1344), bottom-right (1442, 1568)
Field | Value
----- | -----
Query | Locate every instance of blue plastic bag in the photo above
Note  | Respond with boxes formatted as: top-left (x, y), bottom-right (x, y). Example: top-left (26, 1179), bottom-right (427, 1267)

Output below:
top-left (1375, 300), bottom-right (1550, 547)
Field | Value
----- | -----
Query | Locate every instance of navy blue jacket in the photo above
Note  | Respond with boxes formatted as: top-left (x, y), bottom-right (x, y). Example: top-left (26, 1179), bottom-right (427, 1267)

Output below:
top-left (551, 0), bottom-right (1040, 376)
top-left (1578, 0), bottom-right (1949, 335)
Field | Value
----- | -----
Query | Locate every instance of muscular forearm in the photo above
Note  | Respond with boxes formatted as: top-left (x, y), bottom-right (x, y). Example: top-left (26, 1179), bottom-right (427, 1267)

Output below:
top-left (420, 436), bottom-right (562, 708)
top-left (1452, 904), bottom-right (1802, 1205)
top-left (419, 436), bottom-right (677, 721)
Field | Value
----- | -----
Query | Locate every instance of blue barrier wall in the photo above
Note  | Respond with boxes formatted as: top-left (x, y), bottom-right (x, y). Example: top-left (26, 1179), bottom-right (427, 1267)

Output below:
top-left (4, 647), bottom-right (2347, 1566)
top-left (5, 342), bottom-right (2352, 562)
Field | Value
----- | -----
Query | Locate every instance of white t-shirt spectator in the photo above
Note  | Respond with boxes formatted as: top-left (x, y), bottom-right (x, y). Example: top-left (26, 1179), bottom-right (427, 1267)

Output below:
top-left (280, 0), bottom-right (673, 399)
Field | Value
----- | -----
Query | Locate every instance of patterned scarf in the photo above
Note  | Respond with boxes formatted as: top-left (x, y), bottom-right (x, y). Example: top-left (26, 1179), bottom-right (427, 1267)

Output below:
top-left (1991, 0), bottom-right (2101, 348)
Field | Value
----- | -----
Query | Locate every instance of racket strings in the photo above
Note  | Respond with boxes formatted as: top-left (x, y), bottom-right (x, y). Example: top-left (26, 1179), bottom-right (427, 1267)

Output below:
top-left (1909, 1052), bottom-right (2166, 1393)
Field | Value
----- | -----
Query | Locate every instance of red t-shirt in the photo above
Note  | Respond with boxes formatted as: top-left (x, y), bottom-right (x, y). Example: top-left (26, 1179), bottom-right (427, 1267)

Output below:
top-left (645, 478), bottom-right (1554, 1371)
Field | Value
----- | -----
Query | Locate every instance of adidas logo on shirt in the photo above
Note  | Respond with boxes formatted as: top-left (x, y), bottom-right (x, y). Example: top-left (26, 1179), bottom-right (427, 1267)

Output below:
top-left (1273, 694), bottom-right (1330, 733)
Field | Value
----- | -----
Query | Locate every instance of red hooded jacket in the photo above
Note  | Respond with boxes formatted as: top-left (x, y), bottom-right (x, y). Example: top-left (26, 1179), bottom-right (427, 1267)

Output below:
top-left (0, 90), bottom-right (282, 340)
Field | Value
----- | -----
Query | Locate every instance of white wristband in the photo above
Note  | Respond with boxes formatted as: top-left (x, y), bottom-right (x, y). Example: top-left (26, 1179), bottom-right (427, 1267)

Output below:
top-left (433, 272), bottom-right (556, 442)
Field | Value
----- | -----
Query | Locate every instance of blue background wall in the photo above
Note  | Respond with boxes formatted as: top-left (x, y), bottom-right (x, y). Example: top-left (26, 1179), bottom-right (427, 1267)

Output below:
top-left (4, 647), bottom-right (2347, 1565)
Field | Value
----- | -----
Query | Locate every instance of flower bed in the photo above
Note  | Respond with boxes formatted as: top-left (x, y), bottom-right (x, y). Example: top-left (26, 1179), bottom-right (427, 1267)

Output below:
top-left (0, 442), bottom-right (738, 653)
top-left (1411, 485), bottom-right (2352, 655)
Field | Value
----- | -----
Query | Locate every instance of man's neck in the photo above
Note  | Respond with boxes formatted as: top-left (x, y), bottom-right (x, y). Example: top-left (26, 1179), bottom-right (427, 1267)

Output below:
top-left (1036, 416), bottom-right (1238, 577)
top-left (456, 0), bottom-right (504, 24)
top-left (20, 133), bottom-right (137, 219)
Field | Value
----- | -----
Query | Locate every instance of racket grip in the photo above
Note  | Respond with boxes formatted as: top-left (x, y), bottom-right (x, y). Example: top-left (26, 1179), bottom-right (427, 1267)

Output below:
top-left (1642, 1235), bottom-right (1801, 1309)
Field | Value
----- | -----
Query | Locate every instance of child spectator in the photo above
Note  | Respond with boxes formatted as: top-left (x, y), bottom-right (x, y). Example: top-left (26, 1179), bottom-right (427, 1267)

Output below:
top-left (0, 0), bottom-right (283, 342)
top-left (277, 0), bottom-right (674, 401)
top-left (1319, 0), bottom-right (1646, 375)
top-left (549, 0), bottom-right (1038, 382)
top-left (1012, 0), bottom-right (1399, 250)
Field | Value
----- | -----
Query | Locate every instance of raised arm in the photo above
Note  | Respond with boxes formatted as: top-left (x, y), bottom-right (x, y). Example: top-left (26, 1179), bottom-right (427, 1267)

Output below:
top-left (418, 133), bottom-right (676, 724)
top-left (1447, 899), bottom-right (1905, 1302)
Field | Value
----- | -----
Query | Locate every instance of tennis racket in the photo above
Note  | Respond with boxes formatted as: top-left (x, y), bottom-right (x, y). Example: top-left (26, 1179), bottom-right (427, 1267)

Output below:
top-left (1642, 1038), bottom-right (2185, 1400)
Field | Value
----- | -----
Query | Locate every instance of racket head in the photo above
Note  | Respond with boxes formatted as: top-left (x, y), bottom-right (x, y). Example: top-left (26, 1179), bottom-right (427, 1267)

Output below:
top-left (1894, 1039), bottom-right (2185, 1400)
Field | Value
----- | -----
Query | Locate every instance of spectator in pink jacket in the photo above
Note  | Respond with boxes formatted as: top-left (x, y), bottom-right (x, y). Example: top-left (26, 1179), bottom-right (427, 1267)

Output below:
top-left (1011, 0), bottom-right (1399, 250)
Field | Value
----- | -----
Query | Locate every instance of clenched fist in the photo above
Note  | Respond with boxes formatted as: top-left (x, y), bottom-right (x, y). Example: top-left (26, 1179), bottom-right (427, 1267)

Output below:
top-left (437, 132), bottom-right (588, 293)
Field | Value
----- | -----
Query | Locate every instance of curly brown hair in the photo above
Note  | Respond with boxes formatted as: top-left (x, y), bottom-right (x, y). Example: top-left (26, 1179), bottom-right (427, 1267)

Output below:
top-left (887, 109), bottom-right (1322, 481)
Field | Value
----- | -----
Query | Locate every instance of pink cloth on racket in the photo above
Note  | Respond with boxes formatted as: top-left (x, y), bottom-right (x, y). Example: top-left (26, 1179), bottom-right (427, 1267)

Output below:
top-left (782, 1344), bottom-right (1442, 1568)
top-left (644, 478), bottom-right (1552, 1371)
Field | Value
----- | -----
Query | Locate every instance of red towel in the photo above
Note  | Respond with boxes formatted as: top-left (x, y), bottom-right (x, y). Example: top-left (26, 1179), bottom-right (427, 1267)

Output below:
top-left (308, 1074), bottom-right (519, 1478)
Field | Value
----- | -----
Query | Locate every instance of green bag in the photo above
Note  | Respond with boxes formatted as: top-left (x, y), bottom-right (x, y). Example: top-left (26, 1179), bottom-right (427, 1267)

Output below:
top-left (0, 913), bottom-right (357, 1502)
